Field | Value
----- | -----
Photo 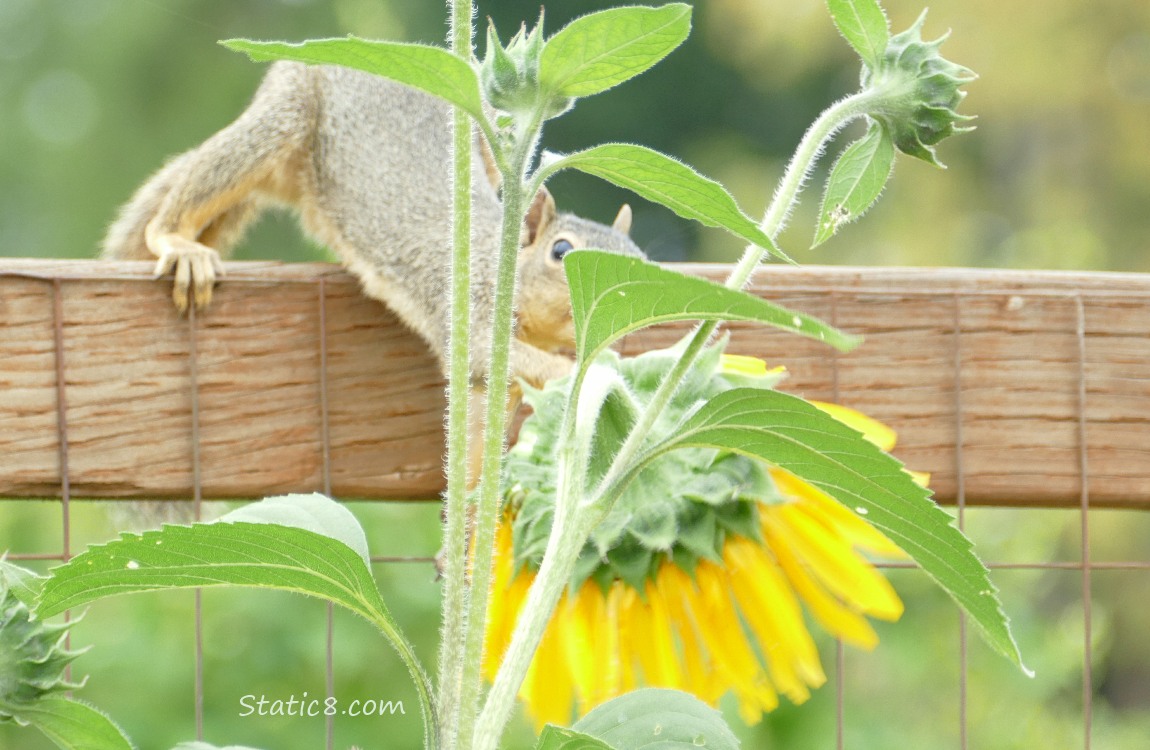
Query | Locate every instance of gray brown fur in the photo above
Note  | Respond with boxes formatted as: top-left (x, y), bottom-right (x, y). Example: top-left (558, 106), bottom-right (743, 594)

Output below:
top-left (102, 61), bottom-right (642, 386)
top-left (102, 62), bottom-right (642, 519)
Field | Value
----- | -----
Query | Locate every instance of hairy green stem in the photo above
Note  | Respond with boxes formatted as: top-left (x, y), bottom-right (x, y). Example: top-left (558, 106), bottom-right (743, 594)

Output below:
top-left (592, 88), bottom-right (884, 505)
top-left (737, 88), bottom-right (884, 288)
top-left (457, 181), bottom-right (523, 750)
top-left (463, 90), bottom-right (891, 749)
top-left (435, 1), bottom-right (474, 745)
top-left (467, 420), bottom-right (581, 750)
top-left (458, 108), bottom-right (544, 750)
top-left (472, 504), bottom-right (590, 750)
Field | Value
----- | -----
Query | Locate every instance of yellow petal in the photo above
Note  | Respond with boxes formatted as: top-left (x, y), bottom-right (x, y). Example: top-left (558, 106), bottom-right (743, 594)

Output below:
top-left (656, 566), bottom-right (724, 704)
top-left (483, 521), bottom-right (534, 681)
top-left (584, 579), bottom-right (630, 708)
top-left (907, 469), bottom-right (931, 487)
top-left (720, 354), bottom-right (770, 376)
top-left (583, 583), bottom-right (611, 709)
top-left (766, 522), bottom-right (880, 649)
top-left (724, 537), bottom-right (825, 692)
top-left (693, 561), bottom-right (779, 720)
top-left (527, 615), bottom-right (574, 731)
top-left (810, 401), bottom-right (897, 452)
top-left (767, 504), bottom-right (904, 621)
top-left (559, 585), bottom-right (597, 714)
top-left (643, 577), bottom-right (686, 690)
top-left (615, 584), bottom-right (641, 694)
top-left (771, 468), bottom-right (906, 559)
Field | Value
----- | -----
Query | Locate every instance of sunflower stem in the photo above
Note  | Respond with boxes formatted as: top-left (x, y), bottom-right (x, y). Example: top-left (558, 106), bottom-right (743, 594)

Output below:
top-left (468, 94), bottom-right (890, 730)
top-left (472, 502), bottom-right (591, 750)
top-left (460, 106), bottom-right (546, 750)
top-left (436, 0), bottom-right (474, 746)
top-left (589, 87), bottom-right (884, 510)
top-left (466, 34), bottom-right (891, 750)
top-left (470, 88), bottom-right (888, 750)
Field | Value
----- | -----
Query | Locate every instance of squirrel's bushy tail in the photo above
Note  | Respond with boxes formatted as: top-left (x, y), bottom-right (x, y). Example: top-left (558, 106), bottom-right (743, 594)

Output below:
top-left (101, 152), bottom-right (193, 260)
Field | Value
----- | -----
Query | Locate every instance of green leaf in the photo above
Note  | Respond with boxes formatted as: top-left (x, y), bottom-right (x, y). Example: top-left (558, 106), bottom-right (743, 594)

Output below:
top-left (545, 144), bottom-right (793, 263)
top-left (586, 375), bottom-right (641, 490)
top-left (222, 37), bottom-right (485, 120)
top-left (565, 251), bottom-right (860, 364)
top-left (0, 558), bottom-right (44, 606)
top-left (218, 492), bottom-right (370, 564)
top-left (813, 120), bottom-right (896, 247)
top-left (641, 388), bottom-right (1028, 672)
top-left (573, 688), bottom-right (739, 750)
top-left (38, 502), bottom-right (385, 625)
top-left (826, 0), bottom-right (890, 68)
top-left (536, 725), bottom-right (618, 750)
top-left (540, 4), bottom-right (692, 98)
top-left (36, 495), bottom-right (438, 750)
top-left (173, 744), bottom-right (264, 750)
top-left (15, 697), bottom-right (133, 750)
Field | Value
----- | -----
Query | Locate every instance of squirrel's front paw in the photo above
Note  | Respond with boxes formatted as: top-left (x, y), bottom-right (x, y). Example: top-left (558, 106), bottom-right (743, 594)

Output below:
top-left (151, 235), bottom-right (225, 313)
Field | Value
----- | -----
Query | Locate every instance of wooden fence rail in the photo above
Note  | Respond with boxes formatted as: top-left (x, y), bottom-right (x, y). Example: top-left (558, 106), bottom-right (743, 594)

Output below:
top-left (2, 259), bottom-right (1148, 508)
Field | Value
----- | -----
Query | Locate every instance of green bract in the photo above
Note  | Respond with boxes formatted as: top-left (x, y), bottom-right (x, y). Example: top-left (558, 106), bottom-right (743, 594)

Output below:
top-left (505, 341), bottom-right (785, 592)
top-left (0, 582), bottom-right (84, 723)
top-left (480, 13), bottom-right (572, 121)
top-left (864, 10), bottom-right (976, 166)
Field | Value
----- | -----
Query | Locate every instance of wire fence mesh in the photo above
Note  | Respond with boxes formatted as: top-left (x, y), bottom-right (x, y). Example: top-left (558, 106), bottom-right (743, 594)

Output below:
top-left (3, 263), bottom-right (1148, 748)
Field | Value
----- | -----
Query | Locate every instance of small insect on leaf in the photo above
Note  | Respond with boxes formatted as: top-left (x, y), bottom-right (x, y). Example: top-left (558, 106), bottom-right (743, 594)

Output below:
top-left (813, 120), bottom-right (895, 248)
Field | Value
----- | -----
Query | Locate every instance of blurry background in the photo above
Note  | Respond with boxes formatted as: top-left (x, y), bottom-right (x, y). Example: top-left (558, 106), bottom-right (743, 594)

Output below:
top-left (2, 0), bottom-right (1149, 270)
top-left (2, 0), bottom-right (1149, 748)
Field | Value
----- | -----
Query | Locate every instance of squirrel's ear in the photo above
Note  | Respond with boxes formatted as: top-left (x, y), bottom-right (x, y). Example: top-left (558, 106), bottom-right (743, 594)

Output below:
top-left (523, 185), bottom-right (557, 247)
top-left (612, 204), bottom-right (633, 235)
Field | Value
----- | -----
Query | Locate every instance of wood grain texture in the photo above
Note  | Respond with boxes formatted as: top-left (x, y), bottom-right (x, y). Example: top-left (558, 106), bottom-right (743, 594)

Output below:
top-left (2, 259), bottom-right (1147, 508)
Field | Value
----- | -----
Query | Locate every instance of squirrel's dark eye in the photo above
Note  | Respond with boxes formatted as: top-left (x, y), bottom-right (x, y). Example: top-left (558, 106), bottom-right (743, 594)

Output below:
top-left (550, 238), bottom-right (575, 261)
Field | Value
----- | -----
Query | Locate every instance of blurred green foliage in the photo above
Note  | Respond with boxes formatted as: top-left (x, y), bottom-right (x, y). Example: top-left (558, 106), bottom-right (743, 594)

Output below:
top-left (3, 0), bottom-right (1150, 748)
top-left (2, 0), bottom-right (1149, 270)
top-left (3, 501), bottom-right (1149, 749)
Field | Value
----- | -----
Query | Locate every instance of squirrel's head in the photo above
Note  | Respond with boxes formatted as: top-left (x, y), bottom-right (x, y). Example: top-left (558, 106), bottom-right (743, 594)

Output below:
top-left (517, 186), bottom-right (644, 353)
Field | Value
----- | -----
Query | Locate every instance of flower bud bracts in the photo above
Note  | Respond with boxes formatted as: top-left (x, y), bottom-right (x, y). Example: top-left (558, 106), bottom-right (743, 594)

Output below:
top-left (479, 12), bottom-right (572, 121)
top-left (0, 583), bottom-right (85, 722)
top-left (863, 11), bottom-right (976, 167)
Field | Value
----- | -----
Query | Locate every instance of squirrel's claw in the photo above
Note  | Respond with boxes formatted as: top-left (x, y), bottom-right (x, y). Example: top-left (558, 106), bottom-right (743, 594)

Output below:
top-left (151, 235), bottom-right (224, 313)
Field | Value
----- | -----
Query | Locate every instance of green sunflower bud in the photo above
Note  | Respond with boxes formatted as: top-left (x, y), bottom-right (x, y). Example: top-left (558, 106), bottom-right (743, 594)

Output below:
top-left (863, 10), bottom-right (976, 167)
top-left (479, 11), bottom-right (572, 121)
top-left (0, 583), bottom-right (85, 722)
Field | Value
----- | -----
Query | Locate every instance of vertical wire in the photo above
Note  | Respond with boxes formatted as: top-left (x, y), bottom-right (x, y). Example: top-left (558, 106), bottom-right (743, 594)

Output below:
top-left (318, 278), bottom-right (333, 498)
top-left (189, 302), bottom-right (205, 741)
top-left (319, 278), bottom-right (336, 750)
top-left (1074, 295), bottom-right (1092, 750)
top-left (51, 280), bottom-right (71, 558)
top-left (51, 279), bottom-right (73, 679)
top-left (951, 294), bottom-right (968, 750)
top-left (829, 291), bottom-right (845, 750)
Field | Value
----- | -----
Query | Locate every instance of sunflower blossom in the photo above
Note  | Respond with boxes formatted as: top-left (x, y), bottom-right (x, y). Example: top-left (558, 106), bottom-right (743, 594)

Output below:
top-left (485, 345), bottom-right (921, 729)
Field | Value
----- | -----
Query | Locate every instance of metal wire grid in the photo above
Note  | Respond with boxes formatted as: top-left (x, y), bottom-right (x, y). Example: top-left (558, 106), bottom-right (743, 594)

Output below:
top-left (5, 271), bottom-right (1149, 749)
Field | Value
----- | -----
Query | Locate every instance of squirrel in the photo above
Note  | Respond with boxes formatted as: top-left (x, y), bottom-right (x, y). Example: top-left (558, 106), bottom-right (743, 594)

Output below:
top-left (101, 61), bottom-right (643, 505)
